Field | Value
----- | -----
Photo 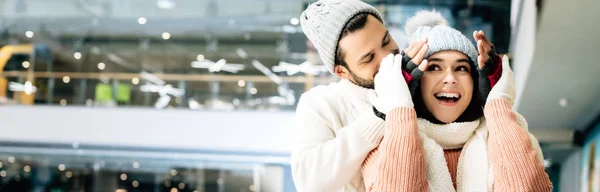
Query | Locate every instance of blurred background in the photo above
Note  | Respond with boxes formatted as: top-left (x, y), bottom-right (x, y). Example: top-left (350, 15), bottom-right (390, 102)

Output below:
top-left (0, 0), bottom-right (598, 191)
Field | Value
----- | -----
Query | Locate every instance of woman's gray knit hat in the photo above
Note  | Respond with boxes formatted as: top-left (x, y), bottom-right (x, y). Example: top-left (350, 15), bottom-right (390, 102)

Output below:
top-left (405, 10), bottom-right (478, 66)
top-left (300, 0), bottom-right (383, 74)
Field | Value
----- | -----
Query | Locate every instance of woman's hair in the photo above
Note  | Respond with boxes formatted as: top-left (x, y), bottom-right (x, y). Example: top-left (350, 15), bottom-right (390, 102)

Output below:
top-left (413, 59), bottom-right (485, 124)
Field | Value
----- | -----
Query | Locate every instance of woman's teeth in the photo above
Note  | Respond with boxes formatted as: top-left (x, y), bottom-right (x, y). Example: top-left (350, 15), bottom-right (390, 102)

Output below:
top-left (435, 92), bottom-right (461, 103)
top-left (435, 92), bottom-right (460, 99)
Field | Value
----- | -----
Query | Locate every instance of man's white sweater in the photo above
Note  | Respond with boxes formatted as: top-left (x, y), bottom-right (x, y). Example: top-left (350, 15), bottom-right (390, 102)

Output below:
top-left (291, 79), bottom-right (385, 192)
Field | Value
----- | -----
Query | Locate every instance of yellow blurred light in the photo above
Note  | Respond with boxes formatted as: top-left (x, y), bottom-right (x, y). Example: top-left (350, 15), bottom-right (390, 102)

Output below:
top-left (22, 61), bottom-right (30, 68)
top-left (162, 32), bottom-right (171, 40)
top-left (58, 164), bottom-right (66, 171)
top-left (98, 62), bottom-right (106, 70)
top-left (63, 76), bottom-right (71, 83)
top-left (132, 77), bottom-right (140, 85)
top-left (74, 52), bottom-right (82, 59)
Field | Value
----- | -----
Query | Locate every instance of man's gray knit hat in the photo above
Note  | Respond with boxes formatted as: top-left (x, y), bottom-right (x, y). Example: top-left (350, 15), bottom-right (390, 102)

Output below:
top-left (300, 0), bottom-right (383, 74)
top-left (405, 10), bottom-right (478, 66)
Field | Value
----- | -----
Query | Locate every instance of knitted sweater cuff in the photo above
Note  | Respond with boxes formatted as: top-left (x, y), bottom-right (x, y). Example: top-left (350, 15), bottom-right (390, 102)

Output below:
top-left (484, 98), bottom-right (513, 119)
top-left (355, 111), bottom-right (386, 146)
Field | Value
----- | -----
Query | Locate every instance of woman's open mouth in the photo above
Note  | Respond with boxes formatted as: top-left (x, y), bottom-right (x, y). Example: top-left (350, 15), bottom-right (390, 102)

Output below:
top-left (434, 92), bottom-right (461, 106)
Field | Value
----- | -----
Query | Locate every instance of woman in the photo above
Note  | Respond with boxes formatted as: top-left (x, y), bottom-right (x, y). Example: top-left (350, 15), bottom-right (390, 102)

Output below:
top-left (362, 11), bottom-right (552, 191)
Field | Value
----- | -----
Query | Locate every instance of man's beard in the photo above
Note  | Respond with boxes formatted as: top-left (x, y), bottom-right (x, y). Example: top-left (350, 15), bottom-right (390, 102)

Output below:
top-left (348, 70), bottom-right (374, 89)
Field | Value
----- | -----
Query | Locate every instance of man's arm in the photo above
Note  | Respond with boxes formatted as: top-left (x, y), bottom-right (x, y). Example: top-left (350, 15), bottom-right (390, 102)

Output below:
top-left (291, 94), bottom-right (385, 191)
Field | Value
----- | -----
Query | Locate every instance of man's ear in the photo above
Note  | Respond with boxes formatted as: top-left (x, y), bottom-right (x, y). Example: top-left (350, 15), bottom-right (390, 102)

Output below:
top-left (334, 65), bottom-right (351, 80)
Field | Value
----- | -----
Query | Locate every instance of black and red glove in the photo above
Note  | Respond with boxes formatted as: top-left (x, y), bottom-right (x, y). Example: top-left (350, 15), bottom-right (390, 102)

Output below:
top-left (477, 45), bottom-right (503, 102)
top-left (399, 50), bottom-right (425, 96)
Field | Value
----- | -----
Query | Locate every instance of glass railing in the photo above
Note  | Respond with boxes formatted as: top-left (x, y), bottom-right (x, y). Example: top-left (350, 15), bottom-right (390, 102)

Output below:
top-left (0, 44), bottom-right (337, 110)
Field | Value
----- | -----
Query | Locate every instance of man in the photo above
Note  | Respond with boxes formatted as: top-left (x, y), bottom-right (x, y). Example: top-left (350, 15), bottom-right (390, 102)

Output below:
top-left (291, 0), bottom-right (497, 191)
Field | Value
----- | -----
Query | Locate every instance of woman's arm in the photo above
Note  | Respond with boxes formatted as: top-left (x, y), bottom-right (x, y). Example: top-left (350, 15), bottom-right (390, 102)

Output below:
top-left (485, 99), bottom-right (553, 191)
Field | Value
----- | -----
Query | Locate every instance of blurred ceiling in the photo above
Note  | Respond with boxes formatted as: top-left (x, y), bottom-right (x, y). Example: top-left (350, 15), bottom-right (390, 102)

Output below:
top-left (518, 0), bottom-right (600, 132)
top-left (516, 0), bottom-right (600, 163)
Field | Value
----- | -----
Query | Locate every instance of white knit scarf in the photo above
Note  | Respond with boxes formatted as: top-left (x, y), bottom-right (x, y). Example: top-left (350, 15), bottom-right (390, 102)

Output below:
top-left (417, 118), bottom-right (491, 192)
top-left (418, 113), bottom-right (529, 192)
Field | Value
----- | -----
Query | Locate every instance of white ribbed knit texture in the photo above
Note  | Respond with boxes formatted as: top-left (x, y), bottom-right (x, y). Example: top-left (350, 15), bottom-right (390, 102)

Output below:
top-left (300, 0), bottom-right (383, 74)
top-left (291, 79), bottom-right (385, 192)
top-left (417, 118), bottom-right (491, 192)
top-left (417, 119), bottom-right (480, 149)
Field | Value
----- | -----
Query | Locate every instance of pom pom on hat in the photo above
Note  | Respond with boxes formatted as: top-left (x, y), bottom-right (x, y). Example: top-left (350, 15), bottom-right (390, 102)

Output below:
top-left (405, 10), bottom-right (448, 37)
